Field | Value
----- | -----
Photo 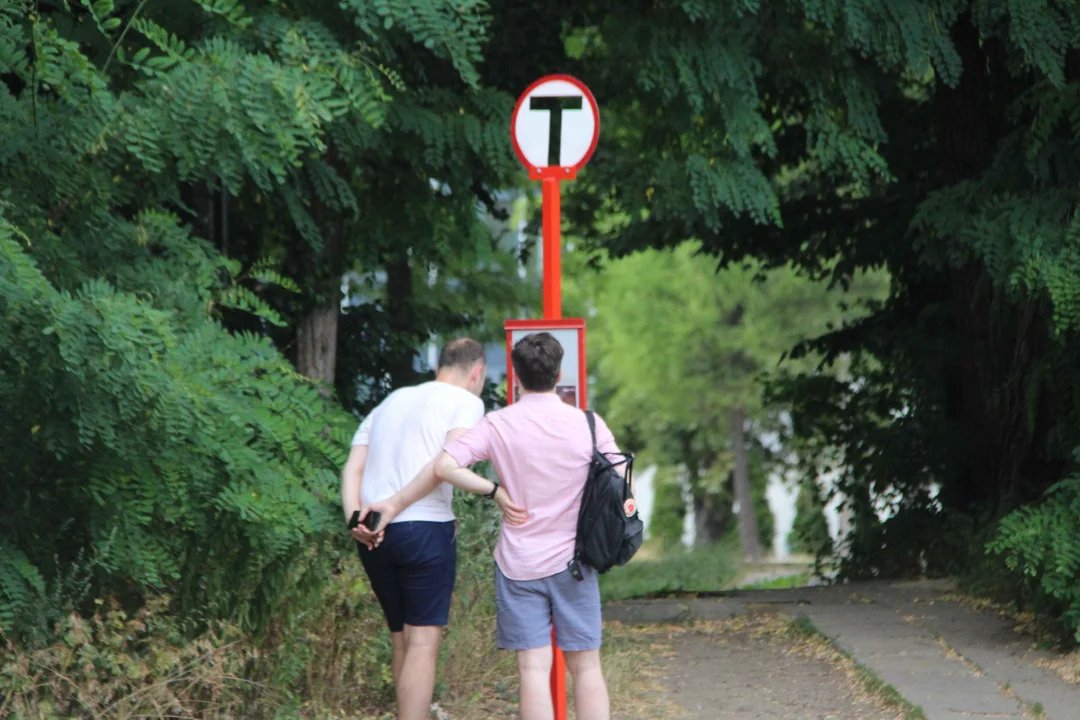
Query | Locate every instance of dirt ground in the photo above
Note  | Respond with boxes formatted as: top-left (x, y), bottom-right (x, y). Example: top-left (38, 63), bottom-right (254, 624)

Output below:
top-left (436, 614), bottom-right (907, 719)
top-left (610, 616), bottom-right (907, 720)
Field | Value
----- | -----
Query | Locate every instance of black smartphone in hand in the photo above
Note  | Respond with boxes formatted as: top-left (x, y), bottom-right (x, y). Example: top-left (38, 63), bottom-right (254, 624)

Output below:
top-left (362, 511), bottom-right (382, 532)
top-left (348, 510), bottom-right (382, 532)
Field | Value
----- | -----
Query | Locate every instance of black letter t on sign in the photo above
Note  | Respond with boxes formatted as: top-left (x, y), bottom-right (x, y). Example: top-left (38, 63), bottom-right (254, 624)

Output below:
top-left (529, 95), bottom-right (583, 166)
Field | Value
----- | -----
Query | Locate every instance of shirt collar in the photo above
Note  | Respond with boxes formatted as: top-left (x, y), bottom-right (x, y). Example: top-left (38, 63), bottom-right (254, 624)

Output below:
top-left (517, 392), bottom-right (561, 404)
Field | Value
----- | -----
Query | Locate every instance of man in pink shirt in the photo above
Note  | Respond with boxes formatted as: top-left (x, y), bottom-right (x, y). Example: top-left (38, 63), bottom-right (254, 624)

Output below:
top-left (362, 332), bottom-right (620, 720)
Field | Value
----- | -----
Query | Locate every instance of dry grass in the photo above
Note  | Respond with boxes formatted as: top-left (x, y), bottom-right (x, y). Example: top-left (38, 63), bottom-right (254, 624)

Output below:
top-left (593, 622), bottom-right (682, 720)
top-left (1034, 651), bottom-right (1080, 685)
top-left (437, 620), bottom-right (675, 720)
top-left (0, 599), bottom-right (281, 720)
top-left (941, 591), bottom-right (1080, 689)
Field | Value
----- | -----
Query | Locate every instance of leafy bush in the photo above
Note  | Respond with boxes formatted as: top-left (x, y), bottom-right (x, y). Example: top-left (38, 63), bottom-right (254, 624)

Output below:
top-left (0, 217), bottom-right (354, 639)
top-left (0, 488), bottom-right (508, 719)
top-left (649, 474), bottom-right (687, 548)
top-left (989, 475), bottom-right (1080, 642)
top-left (599, 540), bottom-right (741, 602)
top-left (789, 481), bottom-right (830, 557)
top-left (0, 0), bottom-right (495, 647)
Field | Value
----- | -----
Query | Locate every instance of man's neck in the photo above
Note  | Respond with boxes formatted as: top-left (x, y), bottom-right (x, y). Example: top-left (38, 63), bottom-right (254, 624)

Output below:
top-left (518, 387), bottom-right (556, 397)
top-left (435, 369), bottom-right (470, 392)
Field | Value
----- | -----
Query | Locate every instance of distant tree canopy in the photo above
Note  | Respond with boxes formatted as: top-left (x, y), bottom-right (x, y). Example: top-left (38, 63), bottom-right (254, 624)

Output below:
top-left (566, 242), bottom-right (883, 558)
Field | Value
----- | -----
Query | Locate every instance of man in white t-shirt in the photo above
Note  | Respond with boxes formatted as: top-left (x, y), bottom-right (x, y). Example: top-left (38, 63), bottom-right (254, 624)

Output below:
top-left (340, 338), bottom-right (520, 720)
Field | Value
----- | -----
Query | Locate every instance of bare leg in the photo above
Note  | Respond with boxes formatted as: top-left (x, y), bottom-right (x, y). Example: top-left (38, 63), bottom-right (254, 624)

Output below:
top-left (390, 631), bottom-right (406, 686)
top-left (517, 645), bottom-right (555, 720)
top-left (565, 649), bottom-right (609, 720)
top-left (397, 625), bottom-right (442, 720)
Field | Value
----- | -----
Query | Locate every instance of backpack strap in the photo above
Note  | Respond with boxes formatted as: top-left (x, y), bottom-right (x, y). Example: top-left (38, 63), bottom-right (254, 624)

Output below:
top-left (569, 411), bottom-right (599, 583)
top-left (585, 410), bottom-right (598, 455)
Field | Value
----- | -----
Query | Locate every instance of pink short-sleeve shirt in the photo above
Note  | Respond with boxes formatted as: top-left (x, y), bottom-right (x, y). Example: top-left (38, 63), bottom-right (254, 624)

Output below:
top-left (443, 393), bottom-right (620, 581)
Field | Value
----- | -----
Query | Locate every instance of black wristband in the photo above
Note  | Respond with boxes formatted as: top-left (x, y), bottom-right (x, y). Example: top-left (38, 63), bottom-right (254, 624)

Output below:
top-left (484, 481), bottom-right (499, 500)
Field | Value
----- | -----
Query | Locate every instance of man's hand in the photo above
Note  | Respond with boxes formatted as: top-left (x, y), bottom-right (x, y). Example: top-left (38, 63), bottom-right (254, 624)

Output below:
top-left (350, 498), bottom-right (398, 549)
top-left (351, 528), bottom-right (383, 551)
top-left (494, 487), bottom-right (528, 526)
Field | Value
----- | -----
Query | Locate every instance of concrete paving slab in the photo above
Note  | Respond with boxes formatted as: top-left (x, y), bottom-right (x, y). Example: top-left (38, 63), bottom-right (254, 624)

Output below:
top-left (1008, 681), bottom-right (1080, 719)
top-left (686, 597), bottom-right (745, 620)
top-left (884, 674), bottom-right (1023, 716)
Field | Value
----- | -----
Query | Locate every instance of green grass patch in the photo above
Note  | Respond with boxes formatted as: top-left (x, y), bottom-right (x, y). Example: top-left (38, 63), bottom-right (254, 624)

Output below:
top-left (600, 540), bottom-right (741, 601)
top-left (739, 572), bottom-right (812, 590)
top-left (789, 614), bottom-right (820, 639)
top-left (852, 663), bottom-right (926, 719)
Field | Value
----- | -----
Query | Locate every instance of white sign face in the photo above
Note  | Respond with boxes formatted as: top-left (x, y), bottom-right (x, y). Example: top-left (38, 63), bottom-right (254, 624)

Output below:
top-left (509, 327), bottom-right (581, 407)
top-left (512, 77), bottom-right (599, 171)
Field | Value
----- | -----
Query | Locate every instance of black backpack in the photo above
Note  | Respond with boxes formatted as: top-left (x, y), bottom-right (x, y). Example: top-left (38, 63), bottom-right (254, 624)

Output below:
top-left (569, 411), bottom-right (644, 581)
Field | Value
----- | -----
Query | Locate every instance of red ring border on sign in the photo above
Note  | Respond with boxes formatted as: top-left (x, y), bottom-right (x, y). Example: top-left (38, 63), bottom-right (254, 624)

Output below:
top-left (510, 74), bottom-right (600, 181)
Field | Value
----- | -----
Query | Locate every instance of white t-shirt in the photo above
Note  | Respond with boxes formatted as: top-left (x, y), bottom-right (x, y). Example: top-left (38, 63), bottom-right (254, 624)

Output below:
top-left (352, 380), bottom-right (485, 523)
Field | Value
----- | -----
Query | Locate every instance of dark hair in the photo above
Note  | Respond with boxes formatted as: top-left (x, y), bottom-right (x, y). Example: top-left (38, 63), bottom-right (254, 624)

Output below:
top-left (437, 338), bottom-right (486, 371)
top-left (511, 332), bottom-right (563, 391)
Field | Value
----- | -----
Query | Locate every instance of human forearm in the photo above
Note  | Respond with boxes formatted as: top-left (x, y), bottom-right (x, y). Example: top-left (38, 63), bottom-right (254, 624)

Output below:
top-left (385, 458), bottom-right (441, 515)
top-left (341, 446), bottom-right (368, 522)
top-left (433, 451), bottom-right (497, 496)
top-left (341, 467), bottom-right (362, 521)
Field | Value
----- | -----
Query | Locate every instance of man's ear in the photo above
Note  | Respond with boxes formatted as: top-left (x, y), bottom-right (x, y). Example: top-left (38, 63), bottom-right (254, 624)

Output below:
top-left (557, 369), bottom-right (563, 385)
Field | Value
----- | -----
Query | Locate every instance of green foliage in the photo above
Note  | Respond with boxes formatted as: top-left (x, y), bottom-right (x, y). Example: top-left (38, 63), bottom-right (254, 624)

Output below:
top-left (0, 474), bottom-right (508, 717)
top-left (570, 240), bottom-right (883, 555)
top-left (344, 0), bottom-right (490, 89)
top-left (990, 473), bottom-right (1080, 641)
top-left (548, 0), bottom-right (1080, 639)
top-left (1, 215), bottom-right (353, 636)
top-left (790, 481), bottom-right (832, 557)
top-left (649, 474), bottom-right (687, 548)
top-left (572, 242), bottom-right (883, 464)
top-left (749, 448), bottom-right (775, 550)
top-left (741, 573), bottom-right (812, 590)
top-left (0, 0), bottom-right (513, 649)
top-left (599, 540), bottom-right (742, 602)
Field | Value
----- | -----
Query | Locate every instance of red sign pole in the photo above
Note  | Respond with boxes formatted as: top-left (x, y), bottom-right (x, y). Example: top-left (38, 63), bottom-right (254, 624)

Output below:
top-left (542, 178), bottom-right (562, 320)
top-left (541, 176), bottom-right (568, 719)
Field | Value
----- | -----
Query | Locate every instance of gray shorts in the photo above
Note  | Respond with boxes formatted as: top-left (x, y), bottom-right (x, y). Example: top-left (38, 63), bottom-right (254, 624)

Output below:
top-left (494, 564), bottom-right (602, 652)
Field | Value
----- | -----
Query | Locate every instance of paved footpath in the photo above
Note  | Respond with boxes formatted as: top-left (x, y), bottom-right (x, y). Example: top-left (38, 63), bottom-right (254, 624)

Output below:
top-left (606, 579), bottom-right (1080, 720)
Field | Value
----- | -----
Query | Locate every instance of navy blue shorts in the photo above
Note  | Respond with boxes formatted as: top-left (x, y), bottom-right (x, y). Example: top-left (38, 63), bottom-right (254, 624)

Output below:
top-left (357, 520), bottom-right (457, 632)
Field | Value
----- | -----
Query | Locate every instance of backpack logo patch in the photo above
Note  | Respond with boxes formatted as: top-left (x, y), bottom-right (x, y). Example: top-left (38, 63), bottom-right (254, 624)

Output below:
top-left (623, 498), bottom-right (636, 517)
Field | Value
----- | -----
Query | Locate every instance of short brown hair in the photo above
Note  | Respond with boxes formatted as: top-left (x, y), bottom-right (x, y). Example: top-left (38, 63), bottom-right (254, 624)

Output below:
top-left (438, 338), bottom-right (485, 371)
top-left (511, 333), bottom-right (563, 391)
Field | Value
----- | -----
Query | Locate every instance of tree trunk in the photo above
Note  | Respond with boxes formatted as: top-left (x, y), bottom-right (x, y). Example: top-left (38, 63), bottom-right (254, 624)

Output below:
top-left (692, 494), bottom-right (714, 547)
top-left (932, 16), bottom-right (1057, 508)
top-left (691, 488), bottom-right (731, 547)
top-left (731, 407), bottom-right (762, 562)
top-left (283, 167), bottom-right (342, 386)
top-left (296, 300), bottom-right (339, 384)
